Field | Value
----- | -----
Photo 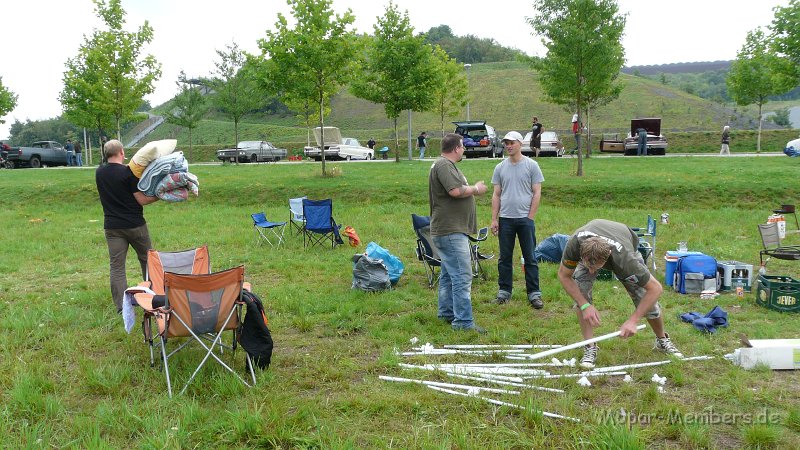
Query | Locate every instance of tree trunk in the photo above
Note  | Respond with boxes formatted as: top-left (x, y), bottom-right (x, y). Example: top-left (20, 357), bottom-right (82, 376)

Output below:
top-left (188, 128), bottom-right (193, 162)
top-left (585, 108), bottom-right (591, 159)
top-left (576, 100), bottom-right (584, 177)
top-left (319, 95), bottom-right (326, 175)
top-left (757, 102), bottom-right (763, 154)
top-left (393, 117), bottom-right (400, 163)
top-left (234, 118), bottom-right (239, 165)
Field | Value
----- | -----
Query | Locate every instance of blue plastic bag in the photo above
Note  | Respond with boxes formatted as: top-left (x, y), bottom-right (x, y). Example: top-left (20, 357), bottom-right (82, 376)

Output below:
top-left (365, 241), bottom-right (404, 284)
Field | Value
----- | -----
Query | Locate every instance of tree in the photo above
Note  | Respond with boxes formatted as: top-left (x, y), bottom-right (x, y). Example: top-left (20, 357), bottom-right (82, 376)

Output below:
top-left (0, 77), bottom-right (17, 124)
top-left (528, 0), bottom-right (625, 176)
top-left (727, 28), bottom-right (794, 153)
top-left (165, 71), bottom-right (207, 160)
top-left (769, 107), bottom-right (791, 127)
top-left (350, 2), bottom-right (439, 161)
top-left (60, 0), bottom-right (161, 139)
top-left (770, 0), bottom-right (800, 71)
top-left (431, 45), bottom-right (467, 138)
top-left (255, 0), bottom-right (358, 175)
top-left (209, 42), bottom-right (263, 153)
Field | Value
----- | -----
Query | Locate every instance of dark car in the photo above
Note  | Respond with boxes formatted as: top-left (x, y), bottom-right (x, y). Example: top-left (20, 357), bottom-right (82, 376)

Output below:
top-left (623, 118), bottom-right (667, 155)
top-left (453, 121), bottom-right (501, 158)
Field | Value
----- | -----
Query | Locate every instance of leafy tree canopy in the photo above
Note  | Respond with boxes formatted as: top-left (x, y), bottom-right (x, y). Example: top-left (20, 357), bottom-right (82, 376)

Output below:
top-left (0, 77), bottom-right (18, 124)
top-left (424, 25), bottom-right (523, 63)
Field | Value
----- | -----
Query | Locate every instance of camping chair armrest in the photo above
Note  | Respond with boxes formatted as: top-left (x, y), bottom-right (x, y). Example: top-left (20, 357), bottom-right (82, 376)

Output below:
top-left (138, 281), bottom-right (152, 289)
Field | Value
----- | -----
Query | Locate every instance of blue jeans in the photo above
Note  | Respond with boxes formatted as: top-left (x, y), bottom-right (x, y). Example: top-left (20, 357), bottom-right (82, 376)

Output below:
top-left (419, 147), bottom-right (426, 159)
top-left (66, 151), bottom-right (74, 166)
top-left (497, 217), bottom-right (540, 297)
top-left (432, 233), bottom-right (475, 329)
top-left (74, 153), bottom-right (83, 166)
top-left (637, 140), bottom-right (647, 156)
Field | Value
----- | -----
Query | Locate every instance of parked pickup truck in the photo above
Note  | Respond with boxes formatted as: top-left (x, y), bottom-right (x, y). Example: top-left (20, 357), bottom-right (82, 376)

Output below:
top-left (216, 141), bottom-right (287, 163)
top-left (5, 141), bottom-right (68, 168)
top-left (304, 127), bottom-right (374, 161)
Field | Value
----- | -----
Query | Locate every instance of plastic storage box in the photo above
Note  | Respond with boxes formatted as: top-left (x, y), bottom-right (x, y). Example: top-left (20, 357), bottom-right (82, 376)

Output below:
top-left (663, 251), bottom-right (704, 287)
top-left (717, 260), bottom-right (753, 292)
top-left (755, 274), bottom-right (800, 313)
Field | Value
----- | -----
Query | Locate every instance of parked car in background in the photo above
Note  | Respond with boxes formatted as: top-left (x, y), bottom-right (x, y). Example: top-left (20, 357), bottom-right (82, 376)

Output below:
top-left (4, 141), bottom-right (67, 168)
top-left (522, 130), bottom-right (564, 157)
top-left (453, 120), bottom-right (501, 158)
top-left (304, 127), bottom-right (374, 161)
top-left (216, 141), bottom-right (287, 163)
top-left (623, 118), bottom-right (667, 155)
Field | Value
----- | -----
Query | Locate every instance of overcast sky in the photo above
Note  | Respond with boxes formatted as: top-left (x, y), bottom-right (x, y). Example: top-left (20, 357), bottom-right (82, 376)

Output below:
top-left (0, 0), bottom-right (790, 139)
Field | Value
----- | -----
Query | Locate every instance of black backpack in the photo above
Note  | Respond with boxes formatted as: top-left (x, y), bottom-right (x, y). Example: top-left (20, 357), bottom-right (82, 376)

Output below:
top-left (238, 290), bottom-right (273, 369)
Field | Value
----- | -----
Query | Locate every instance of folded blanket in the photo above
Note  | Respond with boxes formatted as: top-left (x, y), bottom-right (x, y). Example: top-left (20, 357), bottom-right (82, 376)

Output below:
top-left (155, 172), bottom-right (199, 202)
top-left (122, 285), bottom-right (155, 333)
top-left (138, 152), bottom-right (188, 195)
top-left (680, 305), bottom-right (728, 333)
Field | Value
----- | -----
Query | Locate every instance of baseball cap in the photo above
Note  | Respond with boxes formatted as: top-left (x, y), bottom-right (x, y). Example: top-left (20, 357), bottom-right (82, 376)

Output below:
top-left (502, 131), bottom-right (524, 143)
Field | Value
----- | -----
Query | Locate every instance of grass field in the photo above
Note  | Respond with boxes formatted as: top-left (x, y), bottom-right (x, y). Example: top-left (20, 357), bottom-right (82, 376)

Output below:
top-left (1, 156), bottom-right (799, 448)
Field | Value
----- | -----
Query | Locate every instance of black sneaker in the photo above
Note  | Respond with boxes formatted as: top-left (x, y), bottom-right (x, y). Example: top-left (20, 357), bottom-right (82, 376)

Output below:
top-left (495, 290), bottom-right (511, 305)
top-left (580, 344), bottom-right (598, 369)
top-left (654, 333), bottom-right (684, 358)
top-left (455, 324), bottom-right (487, 334)
top-left (528, 292), bottom-right (544, 309)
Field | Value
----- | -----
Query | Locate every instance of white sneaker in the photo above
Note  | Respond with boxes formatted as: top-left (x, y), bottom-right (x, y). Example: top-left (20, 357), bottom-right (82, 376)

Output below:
top-left (580, 344), bottom-right (598, 369)
top-left (654, 333), bottom-right (684, 358)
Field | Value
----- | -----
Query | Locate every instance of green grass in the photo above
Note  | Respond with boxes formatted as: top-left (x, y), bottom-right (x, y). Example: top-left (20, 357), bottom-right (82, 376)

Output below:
top-left (1, 157), bottom-right (799, 447)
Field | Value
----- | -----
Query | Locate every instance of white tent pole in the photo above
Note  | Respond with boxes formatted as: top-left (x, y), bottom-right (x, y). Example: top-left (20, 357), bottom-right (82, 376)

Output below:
top-left (426, 385), bottom-right (580, 422)
top-left (590, 355), bottom-right (713, 373)
top-left (528, 371), bottom-right (628, 379)
top-left (399, 363), bottom-right (564, 393)
top-left (516, 325), bottom-right (647, 361)
top-left (442, 344), bottom-right (563, 349)
top-left (378, 375), bottom-right (520, 395)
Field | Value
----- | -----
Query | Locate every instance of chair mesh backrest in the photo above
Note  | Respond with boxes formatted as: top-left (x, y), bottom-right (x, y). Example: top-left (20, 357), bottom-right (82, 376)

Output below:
top-left (412, 214), bottom-right (439, 260)
top-left (303, 199), bottom-right (333, 232)
top-left (759, 222), bottom-right (782, 249)
top-left (164, 266), bottom-right (244, 338)
top-left (289, 197), bottom-right (306, 221)
top-left (146, 246), bottom-right (211, 295)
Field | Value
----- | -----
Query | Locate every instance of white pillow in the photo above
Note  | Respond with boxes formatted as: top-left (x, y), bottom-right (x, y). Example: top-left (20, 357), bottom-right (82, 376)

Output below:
top-left (129, 139), bottom-right (177, 177)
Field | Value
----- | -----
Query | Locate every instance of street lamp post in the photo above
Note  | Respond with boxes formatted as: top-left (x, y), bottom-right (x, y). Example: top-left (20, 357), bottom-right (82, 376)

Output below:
top-left (464, 63), bottom-right (472, 121)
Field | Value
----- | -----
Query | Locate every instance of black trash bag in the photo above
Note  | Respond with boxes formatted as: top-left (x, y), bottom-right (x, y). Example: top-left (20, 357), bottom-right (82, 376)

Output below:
top-left (238, 290), bottom-right (273, 370)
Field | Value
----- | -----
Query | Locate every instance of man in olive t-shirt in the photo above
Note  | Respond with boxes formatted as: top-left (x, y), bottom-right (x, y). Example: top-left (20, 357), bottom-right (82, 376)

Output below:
top-left (428, 133), bottom-right (488, 333)
top-left (557, 219), bottom-right (683, 368)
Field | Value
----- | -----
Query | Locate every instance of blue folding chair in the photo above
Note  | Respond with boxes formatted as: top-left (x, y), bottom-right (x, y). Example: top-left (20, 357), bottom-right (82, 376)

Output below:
top-left (251, 213), bottom-right (287, 247)
top-left (302, 199), bottom-right (343, 248)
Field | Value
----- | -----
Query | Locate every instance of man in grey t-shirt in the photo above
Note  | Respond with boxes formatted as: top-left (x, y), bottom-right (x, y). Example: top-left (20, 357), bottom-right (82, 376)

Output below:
top-left (558, 219), bottom-right (684, 368)
top-left (490, 131), bottom-right (545, 308)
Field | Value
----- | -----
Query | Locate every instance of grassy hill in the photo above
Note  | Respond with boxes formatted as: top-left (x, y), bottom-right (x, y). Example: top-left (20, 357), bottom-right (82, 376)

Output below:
top-left (136, 61), bottom-right (787, 156)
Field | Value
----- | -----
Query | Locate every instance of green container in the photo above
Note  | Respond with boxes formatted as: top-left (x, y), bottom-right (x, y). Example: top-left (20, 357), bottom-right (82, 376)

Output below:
top-left (755, 274), bottom-right (800, 313)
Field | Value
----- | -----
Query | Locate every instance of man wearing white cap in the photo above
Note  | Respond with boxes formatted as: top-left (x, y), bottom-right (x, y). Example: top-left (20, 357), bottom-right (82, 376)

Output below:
top-left (490, 131), bottom-right (545, 308)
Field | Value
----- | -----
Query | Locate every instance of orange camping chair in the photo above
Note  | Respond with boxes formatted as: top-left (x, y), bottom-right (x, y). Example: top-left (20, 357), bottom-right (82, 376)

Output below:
top-left (128, 246), bottom-right (212, 367)
top-left (134, 266), bottom-right (255, 397)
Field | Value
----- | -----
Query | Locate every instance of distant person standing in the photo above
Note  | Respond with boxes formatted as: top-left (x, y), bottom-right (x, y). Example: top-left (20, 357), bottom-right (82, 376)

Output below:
top-left (65, 139), bottom-right (75, 166)
top-left (637, 127), bottom-right (648, 156)
top-left (720, 125), bottom-right (731, 156)
top-left (530, 117), bottom-right (543, 157)
top-left (367, 137), bottom-right (376, 150)
top-left (571, 113), bottom-right (581, 152)
top-left (429, 133), bottom-right (488, 333)
top-left (491, 131), bottom-right (545, 309)
top-left (74, 140), bottom-right (83, 166)
top-left (417, 131), bottom-right (428, 159)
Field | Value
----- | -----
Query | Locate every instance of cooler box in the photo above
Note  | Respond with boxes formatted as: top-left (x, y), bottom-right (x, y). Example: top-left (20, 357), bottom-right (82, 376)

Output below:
top-left (756, 274), bottom-right (800, 313)
top-left (717, 260), bottom-right (753, 292)
top-left (664, 251), bottom-right (703, 287)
